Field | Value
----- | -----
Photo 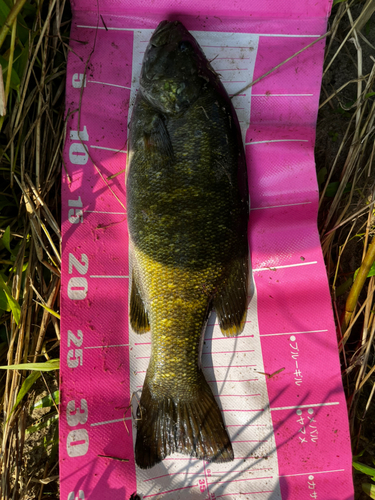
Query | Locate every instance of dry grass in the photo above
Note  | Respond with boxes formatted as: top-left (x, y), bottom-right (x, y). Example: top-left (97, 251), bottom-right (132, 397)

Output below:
top-left (0, 0), bottom-right (68, 498)
top-left (320, 0), bottom-right (375, 428)
top-left (0, 0), bottom-right (374, 498)
top-left (316, 0), bottom-right (375, 496)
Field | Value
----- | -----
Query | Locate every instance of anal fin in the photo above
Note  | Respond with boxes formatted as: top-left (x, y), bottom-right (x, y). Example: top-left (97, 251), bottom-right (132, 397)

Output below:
top-left (213, 255), bottom-right (248, 337)
top-left (129, 271), bottom-right (150, 334)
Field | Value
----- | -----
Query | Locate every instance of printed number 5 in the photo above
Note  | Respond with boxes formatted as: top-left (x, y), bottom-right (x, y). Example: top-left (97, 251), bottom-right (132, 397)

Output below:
top-left (67, 349), bottom-right (83, 368)
top-left (68, 197), bottom-right (83, 224)
top-left (66, 399), bottom-right (88, 427)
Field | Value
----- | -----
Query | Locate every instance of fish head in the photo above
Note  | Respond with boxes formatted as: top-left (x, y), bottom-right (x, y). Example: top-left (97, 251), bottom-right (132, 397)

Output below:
top-left (140, 21), bottom-right (209, 115)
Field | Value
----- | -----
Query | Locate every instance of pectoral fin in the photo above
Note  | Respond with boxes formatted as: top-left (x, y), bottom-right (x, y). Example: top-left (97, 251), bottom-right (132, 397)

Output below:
top-left (127, 99), bottom-right (174, 186)
top-left (129, 270), bottom-right (150, 334)
top-left (143, 114), bottom-right (174, 160)
top-left (213, 256), bottom-right (248, 337)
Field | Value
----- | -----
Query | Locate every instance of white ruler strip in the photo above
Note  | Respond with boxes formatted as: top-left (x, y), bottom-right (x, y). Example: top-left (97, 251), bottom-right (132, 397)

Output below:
top-left (128, 29), bottom-right (281, 500)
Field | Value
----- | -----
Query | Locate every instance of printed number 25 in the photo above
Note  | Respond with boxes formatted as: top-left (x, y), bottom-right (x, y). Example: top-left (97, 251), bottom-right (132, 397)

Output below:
top-left (67, 330), bottom-right (83, 369)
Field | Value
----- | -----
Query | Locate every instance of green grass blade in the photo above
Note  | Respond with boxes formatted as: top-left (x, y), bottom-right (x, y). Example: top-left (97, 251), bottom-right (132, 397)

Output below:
top-left (0, 289), bottom-right (10, 311)
top-left (33, 390), bottom-right (59, 409)
top-left (3, 289), bottom-right (20, 324)
top-left (27, 412), bottom-right (58, 434)
top-left (0, 274), bottom-right (21, 324)
top-left (0, 359), bottom-right (59, 371)
top-left (0, 0), bottom-right (10, 25)
top-left (7, 370), bottom-right (41, 421)
top-left (1, 225), bottom-right (11, 252)
top-left (34, 300), bottom-right (60, 319)
top-left (353, 462), bottom-right (375, 478)
top-left (362, 483), bottom-right (375, 499)
top-left (48, 424), bottom-right (59, 463)
top-left (354, 262), bottom-right (375, 281)
top-left (0, 55), bottom-right (20, 92)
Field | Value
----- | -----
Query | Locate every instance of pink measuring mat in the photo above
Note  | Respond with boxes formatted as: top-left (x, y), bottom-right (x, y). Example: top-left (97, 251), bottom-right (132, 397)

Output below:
top-left (60, 0), bottom-right (354, 498)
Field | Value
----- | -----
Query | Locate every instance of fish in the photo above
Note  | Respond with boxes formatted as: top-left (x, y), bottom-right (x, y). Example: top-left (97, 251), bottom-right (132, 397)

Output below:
top-left (126, 20), bottom-right (249, 469)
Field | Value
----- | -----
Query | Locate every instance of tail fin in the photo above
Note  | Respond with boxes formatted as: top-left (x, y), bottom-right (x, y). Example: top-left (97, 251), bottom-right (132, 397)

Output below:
top-left (135, 375), bottom-right (233, 469)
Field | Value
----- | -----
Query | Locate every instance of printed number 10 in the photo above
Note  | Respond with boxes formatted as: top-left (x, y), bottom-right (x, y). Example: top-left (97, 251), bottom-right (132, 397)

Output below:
top-left (69, 126), bottom-right (89, 165)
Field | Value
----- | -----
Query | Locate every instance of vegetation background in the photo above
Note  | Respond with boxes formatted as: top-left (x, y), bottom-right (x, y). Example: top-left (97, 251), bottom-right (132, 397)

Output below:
top-left (0, 0), bottom-right (374, 498)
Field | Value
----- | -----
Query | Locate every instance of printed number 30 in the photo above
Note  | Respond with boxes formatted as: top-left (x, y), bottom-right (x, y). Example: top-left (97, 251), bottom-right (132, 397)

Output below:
top-left (66, 399), bottom-right (89, 458)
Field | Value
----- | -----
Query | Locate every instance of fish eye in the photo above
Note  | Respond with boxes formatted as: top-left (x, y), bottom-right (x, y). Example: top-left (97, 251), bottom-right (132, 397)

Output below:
top-left (178, 41), bottom-right (191, 52)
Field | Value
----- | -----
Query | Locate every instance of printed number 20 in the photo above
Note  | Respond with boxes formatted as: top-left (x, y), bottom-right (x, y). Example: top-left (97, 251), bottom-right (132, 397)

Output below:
top-left (67, 254), bottom-right (88, 301)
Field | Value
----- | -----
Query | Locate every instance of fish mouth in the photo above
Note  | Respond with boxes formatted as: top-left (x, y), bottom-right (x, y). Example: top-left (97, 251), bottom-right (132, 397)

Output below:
top-left (149, 20), bottom-right (187, 47)
top-left (140, 20), bottom-right (211, 114)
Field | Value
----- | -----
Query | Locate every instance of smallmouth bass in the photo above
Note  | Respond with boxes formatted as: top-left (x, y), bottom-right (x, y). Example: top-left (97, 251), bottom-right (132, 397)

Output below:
top-left (126, 20), bottom-right (249, 469)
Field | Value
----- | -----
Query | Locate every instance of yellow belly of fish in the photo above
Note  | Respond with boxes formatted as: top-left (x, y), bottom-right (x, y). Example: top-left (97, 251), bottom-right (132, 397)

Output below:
top-left (133, 246), bottom-right (224, 399)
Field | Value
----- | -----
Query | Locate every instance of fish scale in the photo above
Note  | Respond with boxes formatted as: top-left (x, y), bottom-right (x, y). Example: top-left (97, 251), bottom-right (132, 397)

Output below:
top-left (135, 247), bottom-right (222, 394)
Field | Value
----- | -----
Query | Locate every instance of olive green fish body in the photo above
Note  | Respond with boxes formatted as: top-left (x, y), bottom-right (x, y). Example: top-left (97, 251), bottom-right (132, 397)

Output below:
top-left (126, 20), bottom-right (249, 469)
